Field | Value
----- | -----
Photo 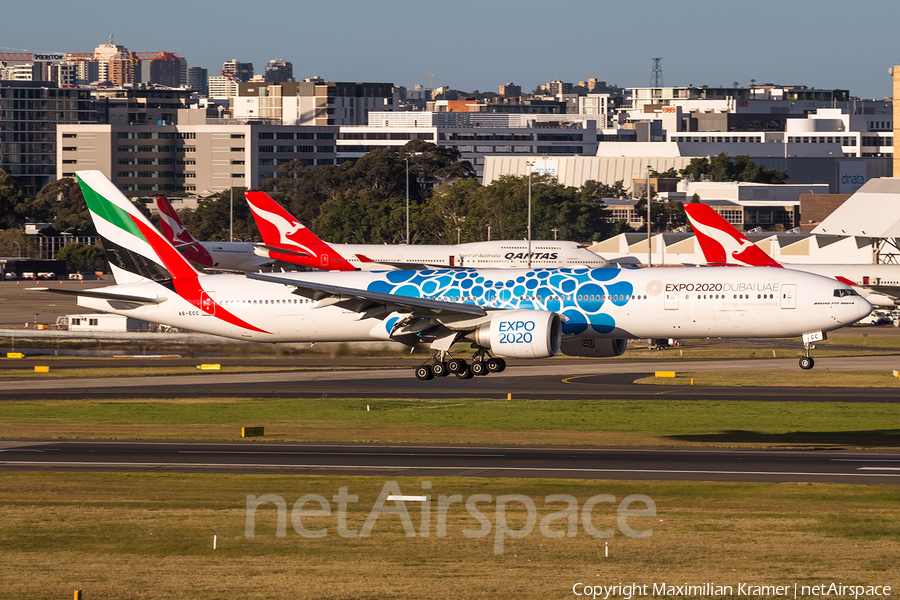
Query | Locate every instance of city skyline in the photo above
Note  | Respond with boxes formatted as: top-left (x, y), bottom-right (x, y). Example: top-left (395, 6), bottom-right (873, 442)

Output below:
top-left (2, 0), bottom-right (898, 99)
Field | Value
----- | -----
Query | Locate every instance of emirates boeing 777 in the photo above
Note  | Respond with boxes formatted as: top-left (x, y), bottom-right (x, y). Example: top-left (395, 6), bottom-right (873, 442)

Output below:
top-left (33, 172), bottom-right (872, 377)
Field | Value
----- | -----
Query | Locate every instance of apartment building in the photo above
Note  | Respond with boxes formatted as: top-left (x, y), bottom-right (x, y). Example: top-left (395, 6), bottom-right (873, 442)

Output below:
top-left (57, 111), bottom-right (338, 193)
top-left (231, 80), bottom-right (397, 126)
top-left (0, 80), bottom-right (101, 196)
top-left (338, 112), bottom-right (601, 180)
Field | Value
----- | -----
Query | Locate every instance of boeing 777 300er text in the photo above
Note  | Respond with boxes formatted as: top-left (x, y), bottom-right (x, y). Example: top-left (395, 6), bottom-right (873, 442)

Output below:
top-left (156, 196), bottom-right (276, 272)
top-left (34, 171), bottom-right (871, 377)
top-left (684, 202), bottom-right (900, 308)
top-left (244, 191), bottom-right (610, 271)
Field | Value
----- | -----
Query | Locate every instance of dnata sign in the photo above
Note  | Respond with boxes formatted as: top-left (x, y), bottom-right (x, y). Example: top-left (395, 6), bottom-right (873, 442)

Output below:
top-left (32, 53), bottom-right (66, 62)
top-left (839, 161), bottom-right (867, 194)
top-left (530, 159), bottom-right (559, 177)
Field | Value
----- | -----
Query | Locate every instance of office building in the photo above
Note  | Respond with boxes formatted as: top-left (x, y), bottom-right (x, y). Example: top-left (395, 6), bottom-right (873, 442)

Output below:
top-left (264, 60), bottom-right (293, 83)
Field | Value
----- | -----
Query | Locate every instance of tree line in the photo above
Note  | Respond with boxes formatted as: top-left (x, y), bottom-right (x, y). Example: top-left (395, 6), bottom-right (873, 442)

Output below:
top-left (0, 144), bottom-right (788, 262)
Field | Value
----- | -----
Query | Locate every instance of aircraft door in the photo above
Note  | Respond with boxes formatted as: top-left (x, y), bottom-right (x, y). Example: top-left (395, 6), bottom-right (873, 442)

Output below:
top-left (200, 291), bottom-right (215, 316)
top-left (321, 253), bottom-right (330, 268)
top-left (664, 290), bottom-right (679, 310)
top-left (780, 284), bottom-right (797, 309)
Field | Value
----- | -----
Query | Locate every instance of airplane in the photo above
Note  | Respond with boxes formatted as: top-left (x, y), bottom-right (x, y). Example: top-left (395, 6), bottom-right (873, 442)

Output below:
top-left (156, 196), bottom-right (277, 272)
top-left (244, 191), bottom-right (611, 271)
top-left (34, 171), bottom-right (871, 377)
top-left (683, 202), bottom-right (900, 308)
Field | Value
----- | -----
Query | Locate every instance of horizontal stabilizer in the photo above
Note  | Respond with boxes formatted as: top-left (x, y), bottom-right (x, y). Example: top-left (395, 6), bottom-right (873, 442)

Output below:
top-left (29, 287), bottom-right (166, 305)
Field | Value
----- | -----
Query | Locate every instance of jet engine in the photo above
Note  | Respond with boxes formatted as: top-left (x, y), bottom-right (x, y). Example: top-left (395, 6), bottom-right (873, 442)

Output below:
top-left (469, 310), bottom-right (562, 359)
top-left (560, 338), bottom-right (627, 358)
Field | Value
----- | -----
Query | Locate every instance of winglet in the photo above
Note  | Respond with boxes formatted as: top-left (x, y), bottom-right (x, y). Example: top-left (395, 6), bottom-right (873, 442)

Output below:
top-left (683, 202), bottom-right (782, 268)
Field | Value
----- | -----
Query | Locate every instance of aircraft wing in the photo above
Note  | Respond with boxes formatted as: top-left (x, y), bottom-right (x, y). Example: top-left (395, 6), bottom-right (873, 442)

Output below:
top-left (245, 272), bottom-right (486, 318)
top-left (29, 287), bottom-right (166, 305)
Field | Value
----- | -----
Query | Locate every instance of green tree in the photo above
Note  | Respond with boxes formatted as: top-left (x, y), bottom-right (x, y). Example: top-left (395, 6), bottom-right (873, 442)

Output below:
top-left (16, 178), bottom-right (93, 234)
top-left (179, 188), bottom-right (257, 242)
top-left (650, 168), bottom-right (680, 178)
top-left (0, 228), bottom-right (35, 258)
top-left (56, 242), bottom-right (106, 273)
top-left (680, 153), bottom-right (788, 183)
top-left (0, 169), bottom-right (25, 229)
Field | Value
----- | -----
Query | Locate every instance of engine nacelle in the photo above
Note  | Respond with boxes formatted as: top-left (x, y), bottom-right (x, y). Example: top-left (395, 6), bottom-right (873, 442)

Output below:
top-left (470, 310), bottom-right (562, 359)
top-left (560, 338), bottom-right (627, 358)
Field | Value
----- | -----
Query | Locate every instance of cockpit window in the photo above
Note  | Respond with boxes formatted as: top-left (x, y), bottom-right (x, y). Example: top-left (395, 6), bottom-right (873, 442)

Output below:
top-left (834, 289), bottom-right (860, 297)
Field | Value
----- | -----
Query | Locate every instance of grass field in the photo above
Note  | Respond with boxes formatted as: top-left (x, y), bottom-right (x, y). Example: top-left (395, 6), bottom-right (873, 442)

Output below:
top-left (1, 396), bottom-right (898, 449)
top-left (1, 472), bottom-right (897, 599)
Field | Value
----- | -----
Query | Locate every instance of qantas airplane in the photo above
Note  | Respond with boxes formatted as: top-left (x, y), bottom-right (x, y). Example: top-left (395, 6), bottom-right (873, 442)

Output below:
top-left (683, 202), bottom-right (900, 308)
top-left (156, 196), bottom-right (275, 272)
top-left (36, 171), bottom-right (871, 377)
top-left (245, 191), bottom-right (611, 271)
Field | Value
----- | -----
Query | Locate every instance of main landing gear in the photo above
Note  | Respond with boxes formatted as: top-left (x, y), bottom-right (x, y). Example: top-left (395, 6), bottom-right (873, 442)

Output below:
top-left (414, 348), bottom-right (507, 381)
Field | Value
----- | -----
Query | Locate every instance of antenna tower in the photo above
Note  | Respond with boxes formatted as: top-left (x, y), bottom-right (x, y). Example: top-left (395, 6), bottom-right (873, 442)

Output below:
top-left (651, 57), bottom-right (663, 87)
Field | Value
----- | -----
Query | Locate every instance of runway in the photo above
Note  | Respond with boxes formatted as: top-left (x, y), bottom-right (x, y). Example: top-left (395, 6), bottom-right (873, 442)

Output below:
top-left (1, 440), bottom-right (898, 483)
top-left (2, 355), bottom-right (898, 401)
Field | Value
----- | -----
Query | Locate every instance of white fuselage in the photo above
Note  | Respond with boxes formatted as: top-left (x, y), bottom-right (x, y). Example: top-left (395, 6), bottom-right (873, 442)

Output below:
top-left (76, 267), bottom-right (870, 346)
top-left (780, 263), bottom-right (900, 307)
top-left (316, 240), bottom-right (608, 270)
top-left (198, 241), bottom-right (273, 272)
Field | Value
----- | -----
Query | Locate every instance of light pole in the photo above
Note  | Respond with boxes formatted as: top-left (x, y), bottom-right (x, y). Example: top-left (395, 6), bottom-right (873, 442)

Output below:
top-left (551, 227), bottom-right (558, 241)
top-left (646, 164), bottom-right (652, 267)
top-left (487, 224), bottom-right (491, 242)
top-left (230, 187), bottom-right (234, 242)
top-left (405, 156), bottom-right (410, 245)
top-left (526, 160), bottom-right (534, 268)
top-left (13, 241), bottom-right (20, 258)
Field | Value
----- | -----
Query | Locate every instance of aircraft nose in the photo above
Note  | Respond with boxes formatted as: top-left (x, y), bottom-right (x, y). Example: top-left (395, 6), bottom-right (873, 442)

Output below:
top-left (856, 297), bottom-right (873, 322)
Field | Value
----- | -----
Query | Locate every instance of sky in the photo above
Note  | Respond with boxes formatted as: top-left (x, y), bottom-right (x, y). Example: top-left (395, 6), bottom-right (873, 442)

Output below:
top-left (2, 0), bottom-right (898, 100)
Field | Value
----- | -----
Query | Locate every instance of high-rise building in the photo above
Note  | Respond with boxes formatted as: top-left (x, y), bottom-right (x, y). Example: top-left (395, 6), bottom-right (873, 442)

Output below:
top-left (147, 57), bottom-right (186, 87)
top-left (498, 82), bottom-right (521, 97)
top-left (0, 80), bottom-right (101, 196)
top-left (264, 59), bottom-right (293, 83)
top-left (187, 67), bottom-right (208, 96)
top-left (94, 39), bottom-right (141, 85)
top-left (222, 59), bottom-right (253, 82)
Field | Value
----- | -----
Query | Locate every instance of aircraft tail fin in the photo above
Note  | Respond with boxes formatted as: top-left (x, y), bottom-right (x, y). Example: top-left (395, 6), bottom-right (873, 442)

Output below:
top-left (156, 196), bottom-right (199, 246)
top-left (244, 191), bottom-right (351, 270)
top-left (75, 171), bottom-right (202, 285)
top-left (683, 202), bottom-right (782, 268)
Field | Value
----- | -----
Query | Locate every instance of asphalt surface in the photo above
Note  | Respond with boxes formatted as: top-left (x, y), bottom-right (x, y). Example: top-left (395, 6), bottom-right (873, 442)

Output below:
top-left (2, 355), bottom-right (898, 401)
top-left (1, 440), bottom-right (898, 484)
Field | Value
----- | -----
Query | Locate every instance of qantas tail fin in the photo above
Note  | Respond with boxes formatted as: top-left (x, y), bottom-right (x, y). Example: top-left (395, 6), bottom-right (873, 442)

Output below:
top-left (244, 191), bottom-right (352, 270)
top-left (155, 196), bottom-right (214, 268)
top-left (76, 171), bottom-right (202, 285)
top-left (156, 196), bottom-right (199, 247)
top-left (683, 202), bottom-right (782, 268)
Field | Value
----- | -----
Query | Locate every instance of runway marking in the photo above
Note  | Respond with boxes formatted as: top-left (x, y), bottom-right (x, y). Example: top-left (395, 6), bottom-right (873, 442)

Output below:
top-left (2, 460), bottom-right (899, 478)
top-left (177, 451), bottom-right (506, 457)
top-left (858, 467), bottom-right (900, 471)
top-left (833, 459), bottom-right (900, 462)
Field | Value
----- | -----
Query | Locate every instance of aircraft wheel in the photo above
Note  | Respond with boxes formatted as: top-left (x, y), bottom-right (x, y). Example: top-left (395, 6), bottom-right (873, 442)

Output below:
top-left (799, 356), bottom-right (814, 370)
top-left (431, 361), bottom-right (449, 377)
top-left (471, 361), bottom-right (489, 376)
top-left (446, 358), bottom-right (466, 374)
top-left (415, 365), bottom-right (435, 380)
top-left (455, 365), bottom-right (474, 379)
top-left (487, 358), bottom-right (506, 373)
